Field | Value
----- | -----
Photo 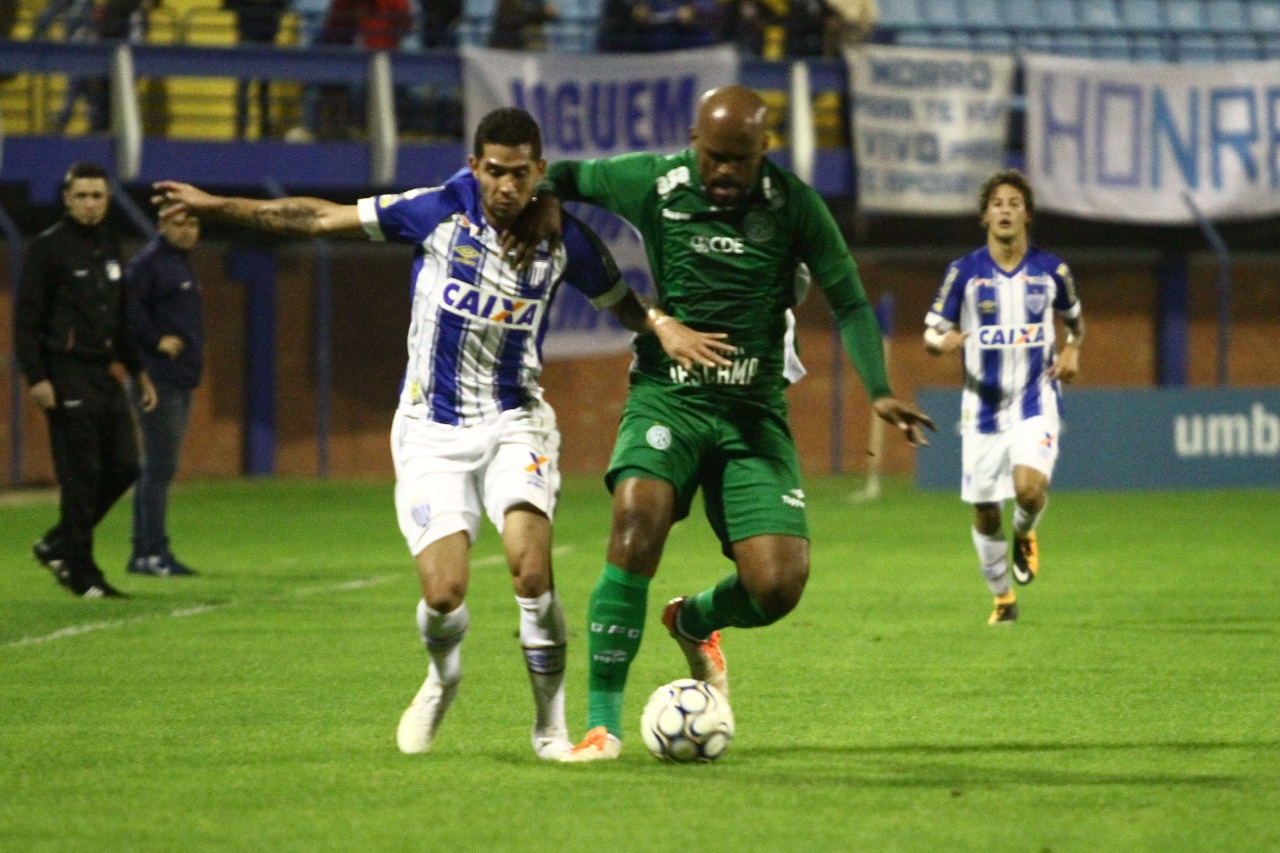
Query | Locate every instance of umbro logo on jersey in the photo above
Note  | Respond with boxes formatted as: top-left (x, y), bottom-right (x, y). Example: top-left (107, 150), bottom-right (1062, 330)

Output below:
top-left (977, 323), bottom-right (1046, 348)
top-left (441, 279), bottom-right (543, 328)
top-left (452, 245), bottom-right (482, 266)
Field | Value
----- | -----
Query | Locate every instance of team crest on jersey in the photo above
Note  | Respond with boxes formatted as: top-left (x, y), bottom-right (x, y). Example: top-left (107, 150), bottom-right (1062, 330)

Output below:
top-left (441, 279), bottom-right (543, 328)
top-left (452, 245), bottom-right (482, 266)
top-left (1025, 286), bottom-right (1048, 315)
top-left (524, 259), bottom-right (551, 293)
top-left (743, 210), bottom-right (775, 241)
top-left (977, 323), bottom-right (1046, 348)
top-left (646, 424), bottom-right (672, 450)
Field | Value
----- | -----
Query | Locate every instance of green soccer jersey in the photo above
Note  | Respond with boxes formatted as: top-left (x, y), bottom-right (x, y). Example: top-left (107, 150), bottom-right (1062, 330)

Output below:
top-left (542, 149), bottom-right (891, 401)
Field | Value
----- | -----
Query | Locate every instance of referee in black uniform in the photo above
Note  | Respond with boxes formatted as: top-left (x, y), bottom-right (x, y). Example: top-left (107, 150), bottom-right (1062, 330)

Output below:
top-left (15, 162), bottom-right (157, 598)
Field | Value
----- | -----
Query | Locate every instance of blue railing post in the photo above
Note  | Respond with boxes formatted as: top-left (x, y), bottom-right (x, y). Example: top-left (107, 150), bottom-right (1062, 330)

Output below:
top-left (264, 179), bottom-right (331, 478)
top-left (1182, 193), bottom-right (1232, 387)
top-left (0, 203), bottom-right (25, 486)
top-left (1155, 256), bottom-right (1189, 387)
top-left (226, 245), bottom-right (277, 476)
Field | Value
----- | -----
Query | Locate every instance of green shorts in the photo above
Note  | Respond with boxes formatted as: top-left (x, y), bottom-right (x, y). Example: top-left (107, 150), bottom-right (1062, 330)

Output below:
top-left (606, 383), bottom-right (808, 555)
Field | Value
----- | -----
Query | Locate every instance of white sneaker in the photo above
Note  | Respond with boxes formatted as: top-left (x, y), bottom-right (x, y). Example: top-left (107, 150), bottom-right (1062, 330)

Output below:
top-left (396, 669), bottom-right (459, 754)
top-left (558, 726), bottom-right (622, 762)
top-left (532, 727), bottom-right (574, 761)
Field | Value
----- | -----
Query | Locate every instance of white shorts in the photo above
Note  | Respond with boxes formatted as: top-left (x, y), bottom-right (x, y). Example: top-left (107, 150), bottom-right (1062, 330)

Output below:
top-left (961, 415), bottom-right (1060, 504)
top-left (391, 401), bottom-right (561, 556)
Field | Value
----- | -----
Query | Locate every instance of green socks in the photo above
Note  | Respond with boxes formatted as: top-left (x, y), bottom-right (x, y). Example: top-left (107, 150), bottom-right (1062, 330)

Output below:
top-left (680, 572), bottom-right (775, 640)
top-left (585, 562), bottom-right (650, 737)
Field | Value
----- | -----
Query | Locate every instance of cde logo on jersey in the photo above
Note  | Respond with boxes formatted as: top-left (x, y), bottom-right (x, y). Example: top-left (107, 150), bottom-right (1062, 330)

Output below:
top-left (690, 234), bottom-right (745, 255)
top-left (977, 323), bottom-right (1047, 349)
top-left (440, 279), bottom-right (544, 328)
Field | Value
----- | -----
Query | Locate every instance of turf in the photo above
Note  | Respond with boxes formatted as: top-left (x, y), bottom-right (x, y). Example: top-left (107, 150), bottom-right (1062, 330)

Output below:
top-left (1, 477), bottom-right (1277, 852)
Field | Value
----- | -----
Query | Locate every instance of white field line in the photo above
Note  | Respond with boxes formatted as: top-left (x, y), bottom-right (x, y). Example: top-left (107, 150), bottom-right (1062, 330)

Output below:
top-left (3, 544), bottom-right (576, 650)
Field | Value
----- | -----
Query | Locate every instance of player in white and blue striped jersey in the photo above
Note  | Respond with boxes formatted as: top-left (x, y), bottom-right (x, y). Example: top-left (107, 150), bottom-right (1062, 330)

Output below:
top-left (154, 108), bottom-right (733, 759)
top-left (923, 169), bottom-right (1084, 625)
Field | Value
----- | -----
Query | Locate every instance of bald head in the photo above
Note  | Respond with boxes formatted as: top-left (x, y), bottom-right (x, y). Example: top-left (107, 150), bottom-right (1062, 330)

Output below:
top-left (695, 86), bottom-right (768, 139)
top-left (690, 86), bottom-right (769, 207)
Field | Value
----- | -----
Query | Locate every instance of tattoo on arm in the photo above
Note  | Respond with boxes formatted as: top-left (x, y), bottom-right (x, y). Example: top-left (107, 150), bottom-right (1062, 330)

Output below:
top-left (250, 200), bottom-right (322, 235)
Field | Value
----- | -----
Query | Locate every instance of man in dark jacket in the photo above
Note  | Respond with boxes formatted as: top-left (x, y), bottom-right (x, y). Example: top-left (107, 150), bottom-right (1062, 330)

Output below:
top-left (124, 208), bottom-right (203, 577)
top-left (15, 162), bottom-right (157, 598)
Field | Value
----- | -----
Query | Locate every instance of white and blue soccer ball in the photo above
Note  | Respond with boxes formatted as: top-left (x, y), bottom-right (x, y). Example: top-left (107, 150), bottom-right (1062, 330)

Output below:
top-left (640, 678), bottom-right (734, 763)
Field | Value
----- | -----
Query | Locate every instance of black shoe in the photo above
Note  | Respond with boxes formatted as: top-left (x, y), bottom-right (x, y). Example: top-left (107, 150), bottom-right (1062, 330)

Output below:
top-left (33, 537), bottom-right (65, 572)
top-left (129, 554), bottom-right (196, 577)
top-left (36, 540), bottom-right (83, 593)
top-left (162, 552), bottom-right (199, 577)
top-left (81, 579), bottom-right (127, 599)
top-left (1011, 531), bottom-right (1039, 586)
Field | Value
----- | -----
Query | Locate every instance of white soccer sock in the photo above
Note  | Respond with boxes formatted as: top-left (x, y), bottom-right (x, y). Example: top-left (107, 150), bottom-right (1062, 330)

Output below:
top-left (971, 527), bottom-right (1011, 595)
top-left (417, 599), bottom-right (468, 686)
top-left (1013, 501), bottom-right (1045, 537)
top-left (516, 591), bottom-right (567, 735)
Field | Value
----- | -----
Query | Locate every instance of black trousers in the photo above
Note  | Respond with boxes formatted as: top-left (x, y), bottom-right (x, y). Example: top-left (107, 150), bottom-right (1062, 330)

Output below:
top-left (43, 361), bottom-right (140, 582)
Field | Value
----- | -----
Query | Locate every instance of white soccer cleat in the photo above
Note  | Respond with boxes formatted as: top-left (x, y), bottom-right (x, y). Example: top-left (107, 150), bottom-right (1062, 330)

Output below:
top-left (396, 669), bottom-right (459, 755)
top-left (558, 726), bottom-right (622, 763)
top-left (531, 727), bottom-right (574, 761)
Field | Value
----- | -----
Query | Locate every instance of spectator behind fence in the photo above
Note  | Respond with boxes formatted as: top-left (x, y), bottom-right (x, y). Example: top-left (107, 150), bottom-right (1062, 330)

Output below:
top-left (124, 208), bottom-right (204, 578)
top-left (38, 0), bottom-right (108, 132)
top-left (489, 0), bottom-right (557, 50)
top-left (597, 0), bottom-right (731, 52)
top-left (313, 0), bottom-right (411, 139)
top-left (16, 162), bottom-right (157, 599)
top-left (420, 0), bottom-right (460, 48)
top-left (418, 0), bottom-right (463, 139)
top-left (825, 0), bottom-right (877, 48)
top-left (226, 0), bottom-right (288, 140)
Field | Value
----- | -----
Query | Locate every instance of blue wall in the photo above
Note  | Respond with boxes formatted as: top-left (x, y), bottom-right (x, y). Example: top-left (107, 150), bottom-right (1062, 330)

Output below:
top-left (916, 388), bottom-right (1280, 491)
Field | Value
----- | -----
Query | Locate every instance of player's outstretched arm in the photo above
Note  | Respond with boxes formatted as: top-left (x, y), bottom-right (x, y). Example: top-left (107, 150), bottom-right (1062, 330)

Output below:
top-left (872, 397), bottom-right (937, 447)
top-left (152, 181), bottom-right (365, 237)
top-left (500, 192), bottom-right (563, 270)
top-left (608, 293), bottom-right (737, 371)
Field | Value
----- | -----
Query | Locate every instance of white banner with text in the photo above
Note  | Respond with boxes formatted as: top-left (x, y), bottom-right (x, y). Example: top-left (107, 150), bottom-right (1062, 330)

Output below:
top-left (461, 45), bottom-right (739, 162)
top-left (847, 45), bottom-right (1015, 214)
top-left (1025, 54), bottom-right (1280, 223)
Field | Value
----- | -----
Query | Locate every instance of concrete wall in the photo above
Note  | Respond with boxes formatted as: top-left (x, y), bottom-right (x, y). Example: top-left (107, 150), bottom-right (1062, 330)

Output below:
top-left (3, 243), bottom-right (1278, 485)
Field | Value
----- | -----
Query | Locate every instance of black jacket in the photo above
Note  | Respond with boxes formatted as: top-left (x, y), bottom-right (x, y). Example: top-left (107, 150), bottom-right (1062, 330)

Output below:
top-left (14, 215), bottom-right (143, 386)
top-left (124, 234), bottom-right (204, 390)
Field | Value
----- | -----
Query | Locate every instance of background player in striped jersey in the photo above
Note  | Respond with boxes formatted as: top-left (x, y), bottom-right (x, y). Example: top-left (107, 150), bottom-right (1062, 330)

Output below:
top-left (154, 108), bottom-right (734, 760)
top-left (923, 169), bottom-right (1084, 625)
top-left (505, 85), bottom-right (935, 761)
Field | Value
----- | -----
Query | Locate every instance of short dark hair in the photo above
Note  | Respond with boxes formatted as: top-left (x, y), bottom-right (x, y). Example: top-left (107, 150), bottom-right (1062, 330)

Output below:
top-left (473, 108), bottom-right (542, 160)
top-left (62, 161), bottom-right (110, 191)
top-left (979, 168), bottom-right (1035, 218)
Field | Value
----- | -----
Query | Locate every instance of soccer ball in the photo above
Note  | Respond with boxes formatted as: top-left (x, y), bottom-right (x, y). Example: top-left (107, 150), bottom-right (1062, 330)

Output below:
top-left (640, 678), bottom-right (734, 763)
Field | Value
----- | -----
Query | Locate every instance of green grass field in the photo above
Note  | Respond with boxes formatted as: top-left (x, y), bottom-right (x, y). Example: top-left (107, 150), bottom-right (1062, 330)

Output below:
top-left (1, 477), bottom-right (1277, 852)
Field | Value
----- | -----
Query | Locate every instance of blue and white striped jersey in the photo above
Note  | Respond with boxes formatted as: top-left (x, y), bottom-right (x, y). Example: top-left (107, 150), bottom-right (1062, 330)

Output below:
top-left (925, 245), bottom-right (1082, 435)
top-left (358, 169), bottom-right (628, 426)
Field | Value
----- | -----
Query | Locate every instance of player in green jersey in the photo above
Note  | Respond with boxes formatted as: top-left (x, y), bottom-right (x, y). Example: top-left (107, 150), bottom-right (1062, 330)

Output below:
top-left (505, 85), bottom-right (935, 761)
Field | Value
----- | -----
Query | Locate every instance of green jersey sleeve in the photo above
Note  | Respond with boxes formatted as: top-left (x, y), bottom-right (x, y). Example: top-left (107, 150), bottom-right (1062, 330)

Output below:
top-left (791, 183), bottom-right (892, 401)
top-left (541, 154), bottom-right (664, 228)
